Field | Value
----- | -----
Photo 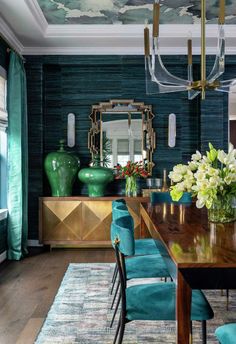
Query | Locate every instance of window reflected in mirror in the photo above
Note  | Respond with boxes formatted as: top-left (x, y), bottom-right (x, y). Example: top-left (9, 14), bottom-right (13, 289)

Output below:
top-left (102, 116), bottom-right (142, 168)
top-left (88, 100), bottom-right (156, 174)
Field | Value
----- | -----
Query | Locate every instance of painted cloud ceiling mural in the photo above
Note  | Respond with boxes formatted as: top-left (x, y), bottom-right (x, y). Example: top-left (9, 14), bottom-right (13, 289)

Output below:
top-left (37, 0), bottom-right (236, 25)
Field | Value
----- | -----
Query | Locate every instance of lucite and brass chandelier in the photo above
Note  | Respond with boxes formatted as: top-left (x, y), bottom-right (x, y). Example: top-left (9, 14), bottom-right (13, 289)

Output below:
top-left (144, 0), bottom-right (236, 100)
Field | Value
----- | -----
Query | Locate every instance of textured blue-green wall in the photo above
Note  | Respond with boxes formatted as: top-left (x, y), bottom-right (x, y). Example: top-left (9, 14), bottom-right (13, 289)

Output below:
top-left (0, 218), bottom-right (7, 254)
top-left (0, 38), bottom-right (8, 254)
top-left (0, 37), bottom-right (9, 70)
top-left (25, 55), bottom-right (229, 240)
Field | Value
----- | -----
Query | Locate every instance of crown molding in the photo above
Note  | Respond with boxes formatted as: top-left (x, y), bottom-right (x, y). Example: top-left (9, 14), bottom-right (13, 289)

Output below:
top-left (0, 16), bottom-right (23, 54)
top-left (45, 23), bottom-right (236, 38)
top-left (23, 46), bottom-right (144, 55)
top-left (24, 0), bottom-right (48, 35)
top-left (23, 45), bottom-right (235, 55)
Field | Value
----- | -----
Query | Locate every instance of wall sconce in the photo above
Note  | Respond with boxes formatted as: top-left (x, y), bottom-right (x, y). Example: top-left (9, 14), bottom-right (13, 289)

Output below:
top-left (168, 113), bottom-right (176, 148)
top-left (67, 113), bottom-right (75, 147)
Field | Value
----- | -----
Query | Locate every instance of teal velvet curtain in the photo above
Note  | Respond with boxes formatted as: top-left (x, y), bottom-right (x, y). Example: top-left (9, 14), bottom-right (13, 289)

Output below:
top-left (7, 52), bottom-right (28, 260)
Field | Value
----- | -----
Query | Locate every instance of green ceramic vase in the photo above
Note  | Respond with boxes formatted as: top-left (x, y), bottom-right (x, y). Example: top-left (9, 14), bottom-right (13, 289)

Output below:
top-left (78, 166), bottom-right (114, 197)
top-left (44, 140), bottom-right (80, 196)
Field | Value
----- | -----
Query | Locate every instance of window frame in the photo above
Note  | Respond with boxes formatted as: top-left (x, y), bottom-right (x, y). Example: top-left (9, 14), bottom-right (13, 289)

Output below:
top-left (0, 65), bottom-right (8, 211)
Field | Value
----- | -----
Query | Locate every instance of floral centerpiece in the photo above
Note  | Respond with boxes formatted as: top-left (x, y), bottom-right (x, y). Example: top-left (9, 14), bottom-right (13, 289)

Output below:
top-left (115, 161), bottom-right (149, 197)
top-left (169, 143), bottom-right (236, 223)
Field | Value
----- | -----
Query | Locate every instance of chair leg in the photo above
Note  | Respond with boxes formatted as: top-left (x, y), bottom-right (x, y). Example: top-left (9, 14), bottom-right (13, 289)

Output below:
top-left (111, 264), bottom-right (118, 283)
top-left (190, 321), bottom-right (193, 344)
top-left (113, 317), bottom-right (121, 344)
top-left (110, 293), bottom-right (121, 328)
top-left (201, 320), bottom-right (207, 344)
top-left (117, 318), bottom-right (126, 344)
top-left (226, 289), bottom-right (229, 310)
top-left (111, 280), bottom-right (120, 310)
top-left (110, 267), bottom-right (118, 295)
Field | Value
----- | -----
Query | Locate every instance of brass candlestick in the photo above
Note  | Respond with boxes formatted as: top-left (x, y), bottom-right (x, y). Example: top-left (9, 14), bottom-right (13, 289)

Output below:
top-left (162, 169), bottom-right (168, 191)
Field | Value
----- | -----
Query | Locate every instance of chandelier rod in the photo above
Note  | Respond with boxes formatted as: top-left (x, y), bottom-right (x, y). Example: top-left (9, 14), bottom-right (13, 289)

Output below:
top-left (201, 0), bottom-right (206, 99)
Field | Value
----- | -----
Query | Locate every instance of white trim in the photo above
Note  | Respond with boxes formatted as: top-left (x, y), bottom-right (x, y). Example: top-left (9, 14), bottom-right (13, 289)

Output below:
top-left (44, 24), bottom-right (236, 38)
top-left (27, 239), bottom-right (43, 247)
top-left (0, 209), bottom-right (7, 221)
top-left (23, 46), bottom-right (145, 55)
top-left (0, 66), bottom-right (7, 79)
top-left (0, 16), bottom-right (23, 54)
top-left (22, 24), bottom-right (236, 55)
top-left (24, 0), bottom-right (48, 35)
top-left (0, 251), bottom-right (7, 264)
top-left (22, 46), bottom-right (236, 55)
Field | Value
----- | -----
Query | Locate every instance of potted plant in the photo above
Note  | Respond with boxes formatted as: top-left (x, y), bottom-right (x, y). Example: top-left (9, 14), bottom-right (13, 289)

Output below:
top-left (115, 161), bottom-right (149, 197)
top-left (169, 143), bottom-right (236, 223)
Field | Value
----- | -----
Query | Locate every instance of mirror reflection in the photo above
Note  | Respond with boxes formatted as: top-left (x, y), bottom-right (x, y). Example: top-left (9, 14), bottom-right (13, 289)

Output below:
top-left (88, 100), bottom-right (156, 174)
top-left (102, 113), bottom-right (142, 168)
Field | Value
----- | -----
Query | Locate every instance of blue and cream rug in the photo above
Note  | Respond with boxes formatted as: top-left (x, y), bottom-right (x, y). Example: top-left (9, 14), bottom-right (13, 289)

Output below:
top-left (35, 263), bottom-right (236, 344)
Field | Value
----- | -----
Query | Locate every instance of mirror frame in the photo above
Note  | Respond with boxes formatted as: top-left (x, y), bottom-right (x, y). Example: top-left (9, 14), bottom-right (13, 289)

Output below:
top-left (88, 99), bottom-right (156, 174)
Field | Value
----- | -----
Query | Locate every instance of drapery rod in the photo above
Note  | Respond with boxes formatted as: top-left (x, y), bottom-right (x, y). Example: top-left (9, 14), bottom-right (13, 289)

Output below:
top-left (6, 48), bottom-right (26, 62)
top-left (0, 34), bottom-right (25, 62)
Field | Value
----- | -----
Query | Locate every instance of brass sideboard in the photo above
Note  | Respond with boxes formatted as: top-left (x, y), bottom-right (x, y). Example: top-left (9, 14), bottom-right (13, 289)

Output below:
top-left (39, 196), bottom-right (149, 248)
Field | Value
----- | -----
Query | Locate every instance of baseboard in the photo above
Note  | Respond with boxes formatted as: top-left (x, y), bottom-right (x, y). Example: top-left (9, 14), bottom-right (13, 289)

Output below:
top-left (0, 250), bottom-right (7, 263)
top-left (27, 240), bottom-right (43, 247)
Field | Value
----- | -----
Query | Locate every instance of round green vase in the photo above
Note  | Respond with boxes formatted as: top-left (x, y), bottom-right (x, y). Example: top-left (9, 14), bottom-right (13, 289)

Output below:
top-left (44, 140), bottom-right (80, 196)
top-left (78, 166), bottom-right (114, 197)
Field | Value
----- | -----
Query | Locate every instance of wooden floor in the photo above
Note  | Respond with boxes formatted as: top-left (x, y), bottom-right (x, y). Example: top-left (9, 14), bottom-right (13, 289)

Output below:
top-left (0, 248), bottom-right (115, 344)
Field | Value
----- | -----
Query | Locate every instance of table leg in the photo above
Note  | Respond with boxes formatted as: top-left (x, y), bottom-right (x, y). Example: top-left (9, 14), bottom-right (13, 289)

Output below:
top-left (176, 270), bottom-right (192, 344)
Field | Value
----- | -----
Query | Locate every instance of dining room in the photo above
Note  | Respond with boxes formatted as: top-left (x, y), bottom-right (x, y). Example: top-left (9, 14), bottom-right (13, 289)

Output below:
top-left (0, 0), bottom-right (236, 343)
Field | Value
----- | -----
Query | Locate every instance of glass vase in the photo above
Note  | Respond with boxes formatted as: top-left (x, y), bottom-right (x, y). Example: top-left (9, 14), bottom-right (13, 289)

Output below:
top-left (125, 175), bottom-right (137, 197)
top-left (208, 196), bottom-right (236, 223)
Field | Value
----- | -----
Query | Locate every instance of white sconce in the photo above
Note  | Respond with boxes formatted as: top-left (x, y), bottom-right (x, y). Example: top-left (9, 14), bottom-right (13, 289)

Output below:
top-left (168, 113), bottom-right (176, 148)
top-left (67, 113), bottom-right (75, 147)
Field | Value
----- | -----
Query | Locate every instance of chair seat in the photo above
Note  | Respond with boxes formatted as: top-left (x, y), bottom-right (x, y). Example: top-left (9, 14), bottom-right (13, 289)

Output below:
top-left (134, 238), bottom-right (163, 255)
top-left (126, 282), bottom-right (214, 322)
top-left (126, 254), bottom-right (170, 280)
top-left (215, 324), bottom-right (236, 344)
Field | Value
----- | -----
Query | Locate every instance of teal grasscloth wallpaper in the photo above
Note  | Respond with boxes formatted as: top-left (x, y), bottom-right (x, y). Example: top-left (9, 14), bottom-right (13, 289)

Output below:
top-left (25, 54), bottom-right (230, 240)
top-left (0, 218), bottom-right (7, 255)
top-left (0, 37), bottom-right (9, 70)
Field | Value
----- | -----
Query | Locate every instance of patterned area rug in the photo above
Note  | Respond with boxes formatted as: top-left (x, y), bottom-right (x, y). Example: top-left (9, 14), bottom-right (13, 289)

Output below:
top-left (35, 263), bottom-right (236, 344)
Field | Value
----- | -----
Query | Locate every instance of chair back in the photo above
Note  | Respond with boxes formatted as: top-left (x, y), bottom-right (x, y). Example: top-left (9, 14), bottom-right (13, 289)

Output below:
top-left (111, 217), bottom-right (135, 256)
top-left (111, 209), bottom-right (134, 244)
top-left (112, 199), bottom-right (126, 210)
top-left (112, 204), bottom-right (129, 221)
top-left (151, 191), bottom-right (192, 204)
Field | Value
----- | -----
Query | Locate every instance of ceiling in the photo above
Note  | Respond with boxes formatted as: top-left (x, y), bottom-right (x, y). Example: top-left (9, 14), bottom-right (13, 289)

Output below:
top-left (0, 0), bottom-right (236, 55)
top-left (36, 0), bottom-right (236, 25)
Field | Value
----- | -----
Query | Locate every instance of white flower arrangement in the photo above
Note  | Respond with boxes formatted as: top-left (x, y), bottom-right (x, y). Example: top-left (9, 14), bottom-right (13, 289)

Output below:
top-left (169, 143), bottom-right (236, 209)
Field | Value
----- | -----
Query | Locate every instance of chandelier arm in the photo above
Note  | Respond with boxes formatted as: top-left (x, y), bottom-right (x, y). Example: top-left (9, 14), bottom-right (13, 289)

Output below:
top-left (207, 25), bottom-right (225, 83)
top-left (215, 79), bottom-right (236, 93)
top-left (150, 38), bottom-right (189, 86)
top-left (145, 56), bottom-right (188, 94)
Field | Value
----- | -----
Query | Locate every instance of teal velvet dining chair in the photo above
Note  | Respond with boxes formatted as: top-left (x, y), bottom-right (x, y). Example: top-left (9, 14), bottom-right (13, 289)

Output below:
top-left (112, 199), bottom-right (160, 256)
top-left (110, 199), bottom-right (164, 296)
top-left (150, 191), bottom-right (192, 204)
top-left (110, 210), bottom-right (170, 328)
top-left (111, 219), bottom-right (214, 344)
top-left (215, 324), bottom-right (236, 344)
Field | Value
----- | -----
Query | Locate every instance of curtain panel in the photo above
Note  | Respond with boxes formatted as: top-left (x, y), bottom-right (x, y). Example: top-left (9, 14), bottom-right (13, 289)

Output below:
top-left (7, 52), bottom-right (28, 260)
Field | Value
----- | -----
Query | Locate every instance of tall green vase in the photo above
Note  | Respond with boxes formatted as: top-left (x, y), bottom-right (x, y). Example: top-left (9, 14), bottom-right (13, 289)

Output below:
top-left (78, 166), bottom-right (114, 197)
top-left (44, 140), bottom-right (80, 196)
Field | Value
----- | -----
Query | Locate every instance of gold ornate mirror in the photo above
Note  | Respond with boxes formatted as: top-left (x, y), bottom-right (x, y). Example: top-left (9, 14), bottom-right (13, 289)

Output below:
top-left (88, 99), bottom-right (156, 174)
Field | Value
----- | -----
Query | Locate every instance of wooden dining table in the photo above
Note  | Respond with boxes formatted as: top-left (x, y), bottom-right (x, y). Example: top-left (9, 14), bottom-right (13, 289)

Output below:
top-left (140, 202), bottom-right (236, 344)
